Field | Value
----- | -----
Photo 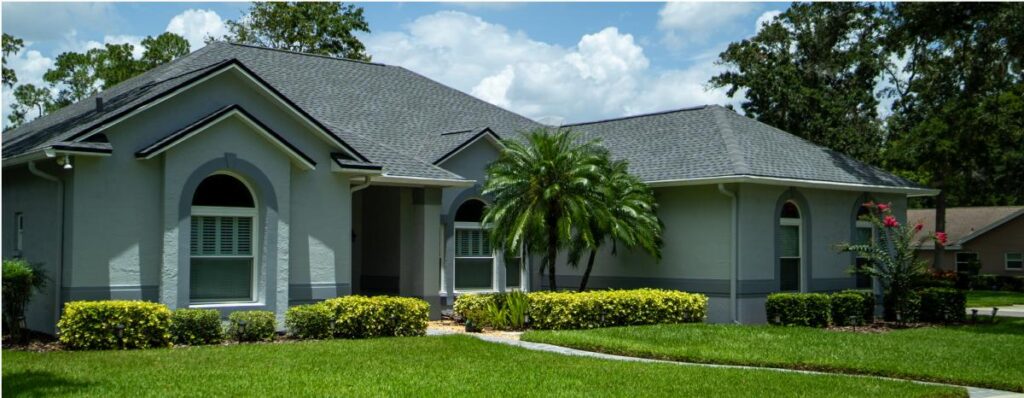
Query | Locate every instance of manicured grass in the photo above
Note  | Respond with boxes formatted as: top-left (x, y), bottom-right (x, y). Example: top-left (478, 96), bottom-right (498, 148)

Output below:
top-left (2, 335), bottom-right (961, 397)
top-left (966, 290), bottom-right (1024, 307)
top-left (523, 318), bottom-right (1024, 392)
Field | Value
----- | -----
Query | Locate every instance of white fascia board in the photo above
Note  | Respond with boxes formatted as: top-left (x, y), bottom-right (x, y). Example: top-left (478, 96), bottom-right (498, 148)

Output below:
top-left (647, 175), bottom-right (940, 197)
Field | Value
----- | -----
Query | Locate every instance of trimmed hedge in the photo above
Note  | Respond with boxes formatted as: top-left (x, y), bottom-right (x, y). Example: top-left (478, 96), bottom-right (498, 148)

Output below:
top-left (285, 303), bottom-right (334, 339)
top-left (227, 311), bottom-right (276, 342)
top-left (452, 293), bottom-right (495, 327)
top-left (170, 309), bottom-right (224, 345)
top-left (840, 289), bottom-right (876, 323)
top-left (919, 288), bottom-right (966, 324)
top-left (528, 289), bottom-right (707, 330)
top-left (883, 290), bottom-right (921, 322)
top-left (830, 292), bottom-right (867, 326)
top-left (58, 300), bottom-right (172, 350)
top-left (320, 295), bottom-right (429, 338)
top-left (765, 293), bottom-right (831, 327)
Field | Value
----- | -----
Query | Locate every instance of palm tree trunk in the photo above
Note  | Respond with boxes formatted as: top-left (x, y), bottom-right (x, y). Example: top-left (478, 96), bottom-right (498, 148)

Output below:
top-left (546, 207), bottom-right (559, 291)
top-left (578, 249), bottom-right (597, 292)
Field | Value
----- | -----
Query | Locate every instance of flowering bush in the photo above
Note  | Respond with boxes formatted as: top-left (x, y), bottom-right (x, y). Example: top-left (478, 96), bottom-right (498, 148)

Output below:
top-left (840, 202), bottom-right (945, 322)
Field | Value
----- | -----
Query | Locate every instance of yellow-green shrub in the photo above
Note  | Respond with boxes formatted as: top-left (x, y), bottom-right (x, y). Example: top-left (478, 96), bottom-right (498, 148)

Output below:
top-left (321, 295), bottom-right (429, 338)
top-left (57, 300), bottom-right (172, 350)
top-left (766, 293), bottom-right (831, 327)
top-left (170, 308), bottom-right (224, 345)
top-left (528, 289), bottom-right (707, 330)
top-left (285, 304), bottom-right (334, 339)
top-left (453, 293), bottom-right (497, 326)
top-left (227, 311), bottom-right (276, 342)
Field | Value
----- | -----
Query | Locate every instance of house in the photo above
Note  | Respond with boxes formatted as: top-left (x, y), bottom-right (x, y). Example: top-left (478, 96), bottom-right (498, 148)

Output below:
top-left (908, 207), bottom-right (1024, 276)
top-left (1, 42), bottom-right (936, 333)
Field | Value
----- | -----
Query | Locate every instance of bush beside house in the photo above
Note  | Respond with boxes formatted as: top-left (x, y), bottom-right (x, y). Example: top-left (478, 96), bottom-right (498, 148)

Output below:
top-left (170, 309), bottom-right (224, 345)
top-left (58, 301), bottom-right (173, 350)
top-left (227, 311), bottom-right (278, 342)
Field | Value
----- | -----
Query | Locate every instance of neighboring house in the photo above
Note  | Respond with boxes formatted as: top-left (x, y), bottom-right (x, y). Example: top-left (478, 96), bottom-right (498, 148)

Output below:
top-left (908, 207), bottom-right (1024, 276)
top-left (1, 43), bottom-right (936, 333)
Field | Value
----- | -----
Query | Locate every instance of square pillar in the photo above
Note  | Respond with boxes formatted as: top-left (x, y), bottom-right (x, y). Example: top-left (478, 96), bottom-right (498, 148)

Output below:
top-left (400, 188), bottom-right (443, 318)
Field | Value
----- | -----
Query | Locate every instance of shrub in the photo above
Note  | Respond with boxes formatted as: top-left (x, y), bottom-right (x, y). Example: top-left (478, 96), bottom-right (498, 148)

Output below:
top-left (765, 293), bottom-right (831, 327)
top-left (995, 276), bottom-right (1024, 292)
top-left (970, 274), bottom-right (999, 291)
top-left (227, 311), bottom-right (276, 342)
top-left (285, 304), bottom-right (334, 339)
top-left (919, 288), bottom-right (966, 324)
top-left (528, 289), bottom-right (706, 330)
top-left (170, 309), bottom-right (224, 345)
top-left (453, 293), bottom-right (496, 326)
top-left (2, 259), bottom-right (47, 342)
top-left (830, 292), bottom-right (866, 326)
top-left (322, 295), bottom-right (429, 338)
top-left (840, 289), bottom-right (876, 323)
top-left (57, 300), bottom-right (172, 350)
top-left (883, 289), bottom-right (921, 322)
top-left (486, 291), bottom-right (530, 330)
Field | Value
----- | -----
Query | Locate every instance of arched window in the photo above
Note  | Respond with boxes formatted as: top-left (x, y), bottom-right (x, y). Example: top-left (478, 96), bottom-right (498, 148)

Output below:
top-left (854, 205), bottom-right (874, 289)
top-left (779, 201), bottom-right (802, 292)
top-left (190, 173), bottom-right (257, 304)
top-left (453, 199), bottom-right (493, 291)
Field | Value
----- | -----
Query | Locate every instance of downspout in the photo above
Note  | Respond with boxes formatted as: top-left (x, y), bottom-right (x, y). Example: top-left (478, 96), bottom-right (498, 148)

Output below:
top-left (28, 161), bottom-right (65, 328)
top-left (717, 183), bottom-right (739, 324)
top-left (350, 175), bottom-right (373, 193)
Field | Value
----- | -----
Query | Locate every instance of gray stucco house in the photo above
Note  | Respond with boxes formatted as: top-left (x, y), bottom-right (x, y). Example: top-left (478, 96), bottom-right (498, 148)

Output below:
top-left (2, 43), bottom-right (936, 333)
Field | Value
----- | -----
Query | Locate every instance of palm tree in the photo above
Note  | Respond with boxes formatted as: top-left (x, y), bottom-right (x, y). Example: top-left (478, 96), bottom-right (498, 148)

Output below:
top-left (482, 129), bottom-right (608, 291)
top-left (568, 159), bottom-right (663, 291)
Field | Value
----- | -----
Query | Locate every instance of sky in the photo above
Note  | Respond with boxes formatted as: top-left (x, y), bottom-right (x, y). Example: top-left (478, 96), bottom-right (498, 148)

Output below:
top-left (1, 2), bottom-right (789, 126)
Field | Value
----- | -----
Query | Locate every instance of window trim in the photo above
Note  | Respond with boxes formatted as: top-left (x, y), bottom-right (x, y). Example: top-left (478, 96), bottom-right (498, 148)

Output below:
top-left (1006, 252), bottom-right (1023, 271)
top-left (854, 219), bottom-right (874, 289)
top-left (453, 221), bottom-right (496, 292)
top-left (14, 212), bottom-right (24, 254)
top-left (779, 201), bottom-right (804, 292)
top-left (188, 172), bottom-right (259, 306)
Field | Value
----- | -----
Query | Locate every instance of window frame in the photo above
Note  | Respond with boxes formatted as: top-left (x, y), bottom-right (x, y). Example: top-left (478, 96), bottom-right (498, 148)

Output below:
top-left (14, 212), bottom-right (24, 254)
top-left (188, 173), bottom-right (259, 307)
top-left (779, 201), bottom-right (803, 292)
top-left (453, 221), bottom-right (496, 292)
top-left (1006, 252), bottom-right (1023, 271)
top-left (955, 252), bottom-right (979, 273)
top-left (854, 219), bottom-right (874, 289)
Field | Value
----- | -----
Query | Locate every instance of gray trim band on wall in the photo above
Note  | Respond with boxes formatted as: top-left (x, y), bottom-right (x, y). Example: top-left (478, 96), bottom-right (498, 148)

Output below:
top-left (63, 285), bottom-right (160, 301)
top-left (288, 283), bottom-right (352, 305)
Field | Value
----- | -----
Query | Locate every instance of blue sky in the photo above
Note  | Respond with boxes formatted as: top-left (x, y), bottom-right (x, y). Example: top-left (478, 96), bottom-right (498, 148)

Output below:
top-left (2, 2), bottom-right (788, 125)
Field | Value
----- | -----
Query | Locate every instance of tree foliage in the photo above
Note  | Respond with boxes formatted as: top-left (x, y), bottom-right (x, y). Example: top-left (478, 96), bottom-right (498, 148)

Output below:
top-left (482, 129), bottom-right (609, 291)
top-left (222, 2), bottom-right (371, 61)
top-left (710, 2), bottom-right (889, 163)
top-left (3, 33), bottom-right (24, 88)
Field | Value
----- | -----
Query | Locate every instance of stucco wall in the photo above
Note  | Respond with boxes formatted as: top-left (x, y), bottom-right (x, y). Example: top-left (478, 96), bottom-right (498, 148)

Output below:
top-left (52, 70), bottom-right (354, 327)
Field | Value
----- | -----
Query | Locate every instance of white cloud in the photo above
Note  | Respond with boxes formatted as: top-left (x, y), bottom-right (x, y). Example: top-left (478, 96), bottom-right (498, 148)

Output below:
top-left (366, 11), bottom-right (740, 123)
top-left (2, 45), bottom-right (57, 126)
top-left (657, 2), bottom-right (757, 49)
top-left (755, 10), bottom-right (783, 33)
top-left (1, 3), bottom-right (118, 41)
top-left (166, 9), bottom-right (228, 51)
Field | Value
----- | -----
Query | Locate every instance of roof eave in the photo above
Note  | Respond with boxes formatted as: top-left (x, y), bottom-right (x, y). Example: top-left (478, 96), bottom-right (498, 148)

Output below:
top-left (647, 175), bottom-right (940, 197)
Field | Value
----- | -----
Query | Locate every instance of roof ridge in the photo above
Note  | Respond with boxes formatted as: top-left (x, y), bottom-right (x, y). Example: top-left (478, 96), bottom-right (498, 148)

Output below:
top-left (221, 41), bottom-right (389, 67)
top-left (711, 105), bottom-right (751, 175)
top-left (562, 105), bottom-right (710, 127)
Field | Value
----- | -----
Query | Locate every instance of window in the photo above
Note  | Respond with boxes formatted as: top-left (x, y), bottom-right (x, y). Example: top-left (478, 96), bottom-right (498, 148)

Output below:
top-left (1007, 253), bottom-right (1023, 270)
top-left (190, 174), bottom-right (257, 304)
top-left (854, 206), bottom-right (873, 289)
top-left (504, 247), bottom-right (524, 290)
top-left (955, 252), bottom-right (979, 274)
top-left (454, 200), bottom-right (493, 291)
top-left (14, 212), bottom-right (24, 253)
top-left (779, 201), bottom-right (802, 292)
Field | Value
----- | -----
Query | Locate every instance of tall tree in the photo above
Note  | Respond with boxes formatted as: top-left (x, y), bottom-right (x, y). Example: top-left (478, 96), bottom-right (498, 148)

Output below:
top-left (482, 129), bottom-right (608, 291)
top-left (883, 3), bottom-right (1024, 269)
top-left (568, 159), bottom-right (663, 291)
top-left (140, 32), bottom-right (190, 68)
top-left (222, 2), bottom-right (371, 61)
top-left (3, 33), bottom-right (24, 88)
top-left (710, 2), bottom-right (889, 163)
top-left (7, 84), bottom-right (52, 128)
top-left (43, 50), bottom-right (99, 108)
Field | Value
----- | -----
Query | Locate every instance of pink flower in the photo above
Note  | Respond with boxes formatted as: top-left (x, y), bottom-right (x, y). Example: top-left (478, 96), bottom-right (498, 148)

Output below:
top-left (883, 215), bottom-right (900, 228)
top-left (877, 203), bottom-right (891, 212)
top-left (862, 201), bottom-right (876, 208)
top-left (936, 232), bottom-right (948, 246)
top-left (914, 223), bottom-right (923, 232)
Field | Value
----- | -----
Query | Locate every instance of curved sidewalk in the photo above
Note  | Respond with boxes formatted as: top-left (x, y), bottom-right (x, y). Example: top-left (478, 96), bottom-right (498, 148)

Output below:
top-left (428, 328), bottom-right (1021, 398)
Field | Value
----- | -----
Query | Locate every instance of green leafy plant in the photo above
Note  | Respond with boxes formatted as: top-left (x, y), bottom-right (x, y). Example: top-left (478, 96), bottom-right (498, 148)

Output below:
top-left (321, 295), bottom-right (428, 338)
top-left (830, 292), bottom-right (867, 326)
top-left (529, 289), bottom-right (707, 330)
top-left (766, 293), bottom-right (832, 327)
top-left (840, 289), bottom-right (876, 324)
top-left (170, 309), bottom-right (224, 345)
top-left (57, 300), bottom-right (172, 350)
top-left (227, 311), bottom-right (276, 342)
top-left (285, 303), bottom-right (334, 339)
top-left (919, 288), bottom-right (966, 324)
top-left (2, 259), bottom-right (47, 342)
top-left (453, 293), bottom-right (496, 327)
top-left (483, 291), bottom-right (530, 330)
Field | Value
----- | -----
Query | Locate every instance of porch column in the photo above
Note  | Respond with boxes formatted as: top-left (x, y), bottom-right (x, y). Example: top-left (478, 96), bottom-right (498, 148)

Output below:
top-left (400, 188), bottom-right (443, 318)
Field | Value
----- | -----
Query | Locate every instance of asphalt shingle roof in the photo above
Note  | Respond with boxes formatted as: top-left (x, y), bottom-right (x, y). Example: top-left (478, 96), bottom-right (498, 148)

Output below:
top-left (908, 207), bottom-right (1024, 249)
top-left (3, 42), bottom-right (921, 189)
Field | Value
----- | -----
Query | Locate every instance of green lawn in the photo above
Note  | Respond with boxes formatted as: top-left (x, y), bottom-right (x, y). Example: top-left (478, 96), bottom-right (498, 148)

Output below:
top-left (522, 318), bottom-right (1024, 392)
top-left (966, 290), bottom-right (1024, 307)
top-left (2, 335), bottom-right (961, 397)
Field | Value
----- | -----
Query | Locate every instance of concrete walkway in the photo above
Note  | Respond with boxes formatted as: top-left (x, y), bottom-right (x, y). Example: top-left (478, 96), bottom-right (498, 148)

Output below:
top-left (968, 305), bottom-right (1024, 318)
top-left (427, 328), bottom-right (1022, 398)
